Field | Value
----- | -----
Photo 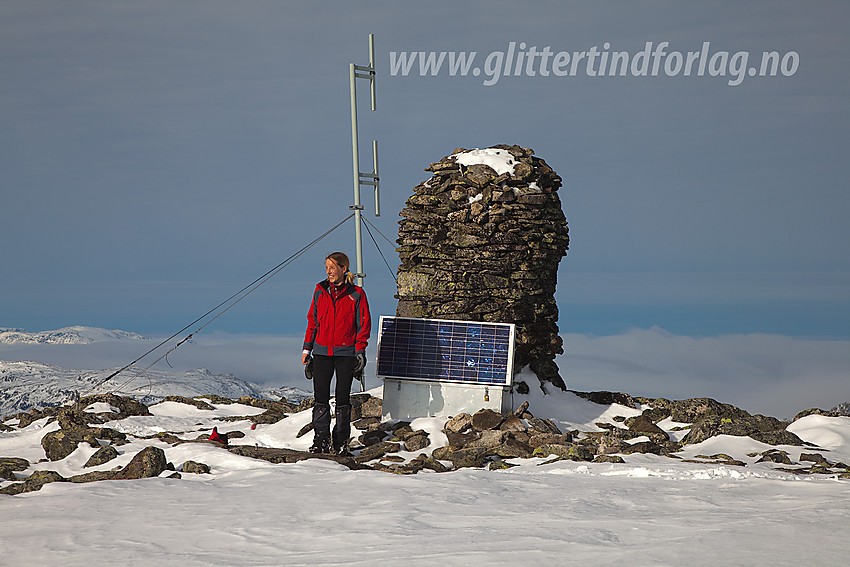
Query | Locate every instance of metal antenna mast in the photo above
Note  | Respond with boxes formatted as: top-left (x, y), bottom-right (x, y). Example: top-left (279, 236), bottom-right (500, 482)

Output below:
top-left (349, 34), bottom-right (379, 287)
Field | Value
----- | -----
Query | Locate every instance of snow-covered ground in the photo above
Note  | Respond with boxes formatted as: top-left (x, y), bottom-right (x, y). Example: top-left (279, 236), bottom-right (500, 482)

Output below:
top-left (2, 382), bottom-right (849, 566)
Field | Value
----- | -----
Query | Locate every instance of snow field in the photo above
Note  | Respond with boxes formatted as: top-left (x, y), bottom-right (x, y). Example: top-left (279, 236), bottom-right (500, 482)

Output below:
top-left (2, 384), bottom-right (850, 565)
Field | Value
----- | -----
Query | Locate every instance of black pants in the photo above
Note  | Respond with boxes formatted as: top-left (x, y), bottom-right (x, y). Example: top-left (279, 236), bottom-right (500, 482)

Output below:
top-left (311, 354), bottom-right (355, 447)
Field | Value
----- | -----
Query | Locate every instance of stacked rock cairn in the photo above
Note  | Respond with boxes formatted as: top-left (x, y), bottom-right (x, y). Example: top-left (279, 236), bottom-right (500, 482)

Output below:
top-left (395, 145), bottom-right (570, 390)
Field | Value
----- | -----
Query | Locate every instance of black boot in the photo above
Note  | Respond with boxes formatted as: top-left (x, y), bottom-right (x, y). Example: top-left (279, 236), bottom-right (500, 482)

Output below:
top-left (309, 434), bottom-right (331, 454)
top-left (310, 403), bottom-right (331, 453)
top-left (332, 404), bottom-right (352, 455)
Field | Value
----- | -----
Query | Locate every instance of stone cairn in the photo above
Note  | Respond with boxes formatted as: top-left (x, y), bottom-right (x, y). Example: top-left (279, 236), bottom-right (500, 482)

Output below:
top-left (395, 145), bottom-right (570, 390)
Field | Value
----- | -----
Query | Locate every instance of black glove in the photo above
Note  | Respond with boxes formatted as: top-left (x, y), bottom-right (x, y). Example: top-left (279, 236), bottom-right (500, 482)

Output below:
top-left (304, 354), bottom-right (313, 380)
top-left (353, 352), bottom-right (366, 375)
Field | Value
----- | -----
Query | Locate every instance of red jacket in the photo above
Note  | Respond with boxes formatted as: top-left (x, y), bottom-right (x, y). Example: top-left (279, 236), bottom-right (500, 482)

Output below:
top-left (303, 280), bottom-right (371, 357)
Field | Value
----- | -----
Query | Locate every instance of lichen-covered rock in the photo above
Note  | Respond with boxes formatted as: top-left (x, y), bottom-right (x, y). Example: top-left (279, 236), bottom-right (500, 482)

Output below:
top-left (359, 429), bottom-right (387, 447)
top-left (792, 408), bottom-right (845, 421)
top-left (492, 436), bottom-right (534, 459)
top-left (396, 145), bottom-right (569, 390)
top-left (572, 391), bottom-right (637, 408)
top-left (443, 447), bottom-right (492, 469)
top-left (620, 441), bottom-right (666, 455)
top-left (0, 457), bottom-right (29, 481)
top-left (445, 413), bottom-right (474, 434)
top-left (593, 455), bottom-right (626, 464)
top-left (182, 461), bottom-right (211, 474)
top-left (471, 409), bottom-right (503, 431)
top-left (756, 450), bottom-right (794, 465)
top-left (581, 434), bottom-right (629, 455)
top-left (528, 432), bottom-right (573, 448)
top-left (354, 441), bottom-right (400, 464)
top-left (68, 470), bottom-right (117, 484)
top-left (402, 433), bottom-right (431, 452)
top-left (112, 446), bottom-right (168, 480)
top-left (0, 470), bottom-right (65, 496)
top-left (77, 393), bottom-right (151, 420)
top-left (41, 429), bottom-right (87, 461)
top-left (625, 414), bottom-right (670, 442)
top-left (526, 417), bottom-right (562, 436)
top-left (84, 445), bottom-right (119, 468)
top-left (498, 415), bottom-right (526, 432)
top-left (683, 414), bottom-right (801, 446)
top-left (640, 397), bottom-right (751, 424)
top-left (533, 443), bottom-right (593, 461)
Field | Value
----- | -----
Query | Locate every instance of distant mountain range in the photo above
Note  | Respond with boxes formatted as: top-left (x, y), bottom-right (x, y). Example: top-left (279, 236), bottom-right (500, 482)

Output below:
top-left (0, 326), bottom-right (148, 345)
top-left (0, 326), bottom-right (309, 418)
top-left (0, 359), bottom-right (309, 419)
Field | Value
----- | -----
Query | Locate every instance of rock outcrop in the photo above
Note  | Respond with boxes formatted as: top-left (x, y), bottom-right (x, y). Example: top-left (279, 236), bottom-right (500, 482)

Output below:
top-left (4, 392), bottom-right (849, 496)
top-left (395, 145), bottom-right (569, 389)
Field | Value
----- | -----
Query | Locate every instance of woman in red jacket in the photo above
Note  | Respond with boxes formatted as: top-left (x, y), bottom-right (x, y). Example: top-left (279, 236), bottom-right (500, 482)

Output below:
top-left (302, 252), bottom-right (371, 454)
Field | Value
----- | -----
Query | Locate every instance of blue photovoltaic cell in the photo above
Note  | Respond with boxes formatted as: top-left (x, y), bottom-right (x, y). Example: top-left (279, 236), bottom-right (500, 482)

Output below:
top-left (377, 316), bottom-right (514, 386)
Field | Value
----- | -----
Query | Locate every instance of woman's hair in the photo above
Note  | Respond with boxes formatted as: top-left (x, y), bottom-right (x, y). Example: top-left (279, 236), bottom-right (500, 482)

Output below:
top-left (326, 252), bottom-right (355, 285)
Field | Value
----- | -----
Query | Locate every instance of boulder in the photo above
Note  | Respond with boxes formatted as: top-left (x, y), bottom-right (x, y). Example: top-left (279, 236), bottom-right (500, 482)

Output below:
top-left (582, 434), bottom-right (629, 455)
top-left (533, 443), bottom-right (593, 461)
top-left (756, 450), bottom-right (793, 465)
top-left (471, 409), bottom-right (503, 432)
top-left (526, 417), bottom-right (562, 435)
top-left (528, 433), bottom-right (573, 448)
top-left (444, 447), bottom-right (492, 469)
top-left (683, 415), bottom-right (802, 446)
top-left (354, 442), bottom-right (400, 464)
top-left (620, 441), bottom-right (666, 455)
top-left (357, 397), bottom-right (383, 420)
top-left (84, 445), bottom-right (119, 468)
top-left (69, 470), bottom-right (117, 484)
top-left (359, 429), bottom-right (387, 447)
top-left (499, 415), bottom-right (527, 433)
top-left (625, 414), bottom-right (670, 442)
top-left (41, 429), bottom-right (88, 461)
top-left (112, 447), bottom-right (168, 480)
top-left (182, 461), bottom-right (211, 474)
top-left (0, 457), bottom-right (29, 480)
top-left (445, 413), bottom-right (474, 434)
top-left (159, 396), bottom-right (216, 410)
top-left (792, 408), bottom-right (844, 421)
top-left (403, 433), bottom-right (431, 452)
top-left (593, 455), bottom-right (626, 464)
top-left (492, 436), bottom-right (534, 459)
top-left (571, 391), bottom-right (637, 408)
top-left (0, 470), bottom-right (65, 496)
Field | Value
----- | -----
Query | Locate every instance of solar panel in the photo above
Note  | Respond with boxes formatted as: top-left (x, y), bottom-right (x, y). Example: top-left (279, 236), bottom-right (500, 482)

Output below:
top-left (376, 316), bottom-right (515, 386)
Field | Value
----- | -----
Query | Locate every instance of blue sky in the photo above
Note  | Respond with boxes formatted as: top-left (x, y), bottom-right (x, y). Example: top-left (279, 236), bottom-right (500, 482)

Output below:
top-left (2, 0), bottom-right (849, 340)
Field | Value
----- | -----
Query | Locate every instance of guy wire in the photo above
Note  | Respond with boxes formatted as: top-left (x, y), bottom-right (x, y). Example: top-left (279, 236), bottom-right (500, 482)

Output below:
top-left (87, 213), bottom-right (355, 396)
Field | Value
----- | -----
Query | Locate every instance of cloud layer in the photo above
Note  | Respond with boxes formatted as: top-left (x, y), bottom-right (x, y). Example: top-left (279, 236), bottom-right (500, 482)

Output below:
top-left (3, 328), bottom-right (847, 419)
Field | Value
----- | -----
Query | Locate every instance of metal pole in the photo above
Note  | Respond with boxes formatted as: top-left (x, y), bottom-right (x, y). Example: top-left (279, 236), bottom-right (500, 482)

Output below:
top-left (350, 62), bottom-right (364, 287)
top-left (349, 34), bottom-right (377, 288)
top-left (372, 140), bottom-right (380, 217)
top-left (368, 34), bottom-right (376, 111)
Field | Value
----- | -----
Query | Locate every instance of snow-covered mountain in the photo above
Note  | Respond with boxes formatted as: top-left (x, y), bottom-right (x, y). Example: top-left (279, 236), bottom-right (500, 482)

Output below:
top-left (0, 360), bottom-right (308, 419)
top-left (0, 326), bottom-right (310, 417)
top-left (0, 326), bottom-right (147, 345)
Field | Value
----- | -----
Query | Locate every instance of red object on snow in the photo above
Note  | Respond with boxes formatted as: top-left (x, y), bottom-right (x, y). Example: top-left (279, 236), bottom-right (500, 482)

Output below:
top-left (251, 423), bottom-right (257, 430)
top-left (209, 427), bottom-right (228, 445)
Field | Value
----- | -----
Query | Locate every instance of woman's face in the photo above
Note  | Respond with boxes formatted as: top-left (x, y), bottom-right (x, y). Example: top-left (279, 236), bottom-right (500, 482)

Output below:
top-left (325, 258), bottom-right (346, 285)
